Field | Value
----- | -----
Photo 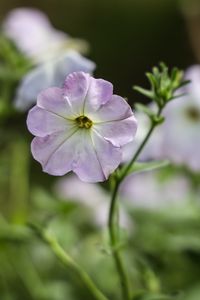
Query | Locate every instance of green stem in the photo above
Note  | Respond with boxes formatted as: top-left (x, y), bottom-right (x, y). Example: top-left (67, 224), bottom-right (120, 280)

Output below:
top-left (30, 224), bottom-right (109, 300)
top-left (120, 106), bottom-right (162, 181)
top-left (108, 179), bottom-right (131, 300)
top-left (108, 106), bottom-right (163, 300)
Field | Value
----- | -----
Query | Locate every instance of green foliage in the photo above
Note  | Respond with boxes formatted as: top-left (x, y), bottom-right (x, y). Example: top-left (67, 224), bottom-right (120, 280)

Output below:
top-left (119, 160), bottom-right (170, 177)
top-left (134, 63), bottom-right (189, 110)
top-left (0, 35), bottom-right (32, 120)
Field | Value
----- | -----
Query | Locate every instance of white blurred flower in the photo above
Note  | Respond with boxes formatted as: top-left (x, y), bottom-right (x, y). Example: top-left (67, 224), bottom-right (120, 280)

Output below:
top-left (123, 65), bottom-right (200, 172)
top-left (15, 51), bottom-right (96, 111)
top-left (122, 107), bottom-right (164, 163)
top-left (161, 65), bottom-right (200, 171)
top-left (2, 8), bottom-right (95, 111)
top-left (120, 170), bottom-right (193, 210)
top-left (54, 174), bottom-right (129, 228)
top-left (3, 7), bottom-right (88, 64)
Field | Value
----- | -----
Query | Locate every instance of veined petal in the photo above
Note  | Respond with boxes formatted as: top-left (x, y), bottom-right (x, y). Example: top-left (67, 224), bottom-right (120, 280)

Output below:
top-left (37, 87), bottom-right (74, 118)
top-left (84, 77), bottom-right (113, 113)
top-left (94, 115), bottom-right (137, 147)
top-left (27, 106), bottom-right (75, 137)
top-left (88, 95), bottom-right (133, 122)
top-left (63, 72), bottom-right (113, 116)
top-left (72, 130), bottom-right (105, 182)
top-left (90, 130), bottom-right (122, 179)
top-left (27, 71), bottom-right (137, 182)
top-left (14, 52), bottom-right (95, 111)
top-left (31, 128), bottom-right (78, 175)
top-left (63, 72), bottom-right (90, 115)
top-left (54, 51), bottom-right (96, 87)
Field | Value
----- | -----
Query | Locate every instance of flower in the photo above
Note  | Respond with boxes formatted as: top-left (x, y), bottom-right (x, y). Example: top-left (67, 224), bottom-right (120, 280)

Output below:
top-left (122, 106), bottom-right (163, 163)
top-left (120, 170), bottom-right (194, 210)
top-left (161, 65), bottom-right (200, 171)
top-left (27, 72), bottom-right (137, 182)
top-left (15, 51), bottom-right (96, 111)
top-left (54, 174), bottom-right (129, 227)
top-left (123, 65), bottom-right (200, 172)
top-left (2, 8), bottom-right (95, 112)
top-left (2, 8), bottom-right (95, 111)
top-left (3, 7), bottom-right (88, 64)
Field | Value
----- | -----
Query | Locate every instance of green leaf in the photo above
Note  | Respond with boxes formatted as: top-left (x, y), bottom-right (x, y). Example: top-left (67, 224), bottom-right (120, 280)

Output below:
top-left (134, 103), bottom-right (155, 118)
top-left (122, 160), bottom-right (170, 176)
top-left (146, 72), bottom-right (158, 90)
top-left (152, 115), bottom-right (165, 125)
top-left (174, 79), bottom-right (190, 90)
top-left (134, 86), bottom-right (153, 99)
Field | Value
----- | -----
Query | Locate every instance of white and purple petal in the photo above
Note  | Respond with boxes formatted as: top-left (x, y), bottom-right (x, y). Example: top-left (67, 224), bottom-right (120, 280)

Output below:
top-left (94, 115), bottom-right (137, 147)
top-left (63, 72), bottom-right (90, 115)
top-left (27, 106), bottom-right (75, 137)
top-left (27, 72), bottom-right (137, 182)
top-left (31, 129), bottom-right (78, 176)
top-left (84, 77), bottom-right (113, 113)
top-left (88, 95), bottom-right (133, 122)
top-left (63, 72), bottom-right (113, 115)
top-left (72, 130), bottom-right (122, 182)
top-left (15, 52), bottom-right (96, 111)
top-left (36, 87), bottom-right (74, 118)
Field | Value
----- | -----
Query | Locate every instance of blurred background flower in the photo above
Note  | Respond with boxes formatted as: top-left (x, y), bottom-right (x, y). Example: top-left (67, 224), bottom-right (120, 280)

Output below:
top-left (15, 51), bottom-right (95, 110)
top-left (123, 65), bottom-right (200, 172)
top-left (120, 169), bottom-right (197, 210)
top-left (3, 7), bottom-right (89, 63)
top-left (1, 7), bottom-right (96, 111)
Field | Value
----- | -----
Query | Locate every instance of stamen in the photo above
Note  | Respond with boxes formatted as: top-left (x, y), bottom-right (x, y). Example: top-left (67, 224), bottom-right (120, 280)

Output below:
top-left (75, 115), bottom-right (93, 129)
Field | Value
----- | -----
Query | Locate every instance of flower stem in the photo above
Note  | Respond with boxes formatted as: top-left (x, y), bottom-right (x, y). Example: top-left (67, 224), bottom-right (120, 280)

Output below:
top-left (108, 179), bottom-right (131, 300)
top-left (29, 223), bottom-right (110, 300)
top-left (108, 106), bottom-right (163, 300)
top-left (120, 106), bottom-right (162, 181)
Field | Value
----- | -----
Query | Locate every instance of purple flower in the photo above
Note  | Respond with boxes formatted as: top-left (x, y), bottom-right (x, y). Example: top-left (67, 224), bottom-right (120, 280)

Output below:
top-left (27, 72), bottom-right (137, 182)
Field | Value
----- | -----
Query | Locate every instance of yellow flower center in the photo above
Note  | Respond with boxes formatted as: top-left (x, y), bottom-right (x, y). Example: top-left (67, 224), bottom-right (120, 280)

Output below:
top-left (75, 115), bottom-right (93, 129)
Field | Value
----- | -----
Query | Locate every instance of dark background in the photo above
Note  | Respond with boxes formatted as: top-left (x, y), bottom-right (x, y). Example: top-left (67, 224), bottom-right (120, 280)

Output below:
top-left (0, 0), bottom-right (196, 102)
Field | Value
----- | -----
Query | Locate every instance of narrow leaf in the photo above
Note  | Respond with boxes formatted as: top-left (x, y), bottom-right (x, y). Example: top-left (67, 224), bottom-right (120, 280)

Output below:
top-left (122, 160), bottom-right (170, 176)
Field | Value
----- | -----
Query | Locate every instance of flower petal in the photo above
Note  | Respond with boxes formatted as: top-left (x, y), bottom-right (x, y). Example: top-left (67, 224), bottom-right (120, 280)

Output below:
top-left (27, 106), bottom-right (75, 137)
top-left (88, 95), bottom-right (133, 122)
top-left (31, 129), bottom-right (78, 175)
top-left (84, 77), bottom-right (113, 113)
top-left (63, 72), bottom-right (90, 115)
top-left (89, 130), bottom-right (122, 179)
top-left (94, 115), bottom-right (137, 147)
top-left (3, 8), bottom-right (54, 60)
top-left (14, 64), bottom-right (53, 111)
top-left (63, 72), bottom-right (113, 116)
top-left (14, 52), bottom-right (96, 111)
top-left (72, 130), bottom-right (105, 182)
top-left (37, 87), bottom-right (74, 118)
